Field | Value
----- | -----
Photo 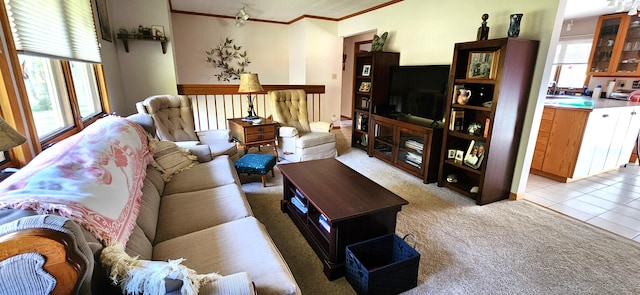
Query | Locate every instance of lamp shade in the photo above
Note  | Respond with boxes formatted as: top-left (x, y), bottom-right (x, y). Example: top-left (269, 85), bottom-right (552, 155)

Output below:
top-left (238, 73), bottom-right (264, 93)
top-left (0, 116), bottom-right (26, 151)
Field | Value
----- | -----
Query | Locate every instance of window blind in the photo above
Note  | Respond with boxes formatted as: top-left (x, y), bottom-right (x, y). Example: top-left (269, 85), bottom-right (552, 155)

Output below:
top-left (553, 36), bottom-right (593, 65)
top-left (5, 0), bottom-right (101, 63)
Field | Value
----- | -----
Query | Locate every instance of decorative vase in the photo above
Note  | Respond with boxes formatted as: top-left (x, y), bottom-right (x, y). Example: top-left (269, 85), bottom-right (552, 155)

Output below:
top-left (508, 14), bottom-right (523, 37)
top-left (457, 89), bottom-right (472, 105)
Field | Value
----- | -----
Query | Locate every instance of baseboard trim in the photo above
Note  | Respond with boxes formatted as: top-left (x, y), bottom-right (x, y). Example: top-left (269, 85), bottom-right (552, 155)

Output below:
top-left (509, 192), bottom-right (524, 201)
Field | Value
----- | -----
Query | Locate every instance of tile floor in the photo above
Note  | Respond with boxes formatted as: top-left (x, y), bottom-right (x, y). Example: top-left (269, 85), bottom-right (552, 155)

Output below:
top-left (525, 165), bottom-right (640, 243)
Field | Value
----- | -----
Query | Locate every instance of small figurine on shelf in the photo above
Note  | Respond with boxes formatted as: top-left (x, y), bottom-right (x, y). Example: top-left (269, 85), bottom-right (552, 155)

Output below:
top-left (477, 14), bottom-right (489, 41)
top-left (508, 13), bottom-right (523, 37)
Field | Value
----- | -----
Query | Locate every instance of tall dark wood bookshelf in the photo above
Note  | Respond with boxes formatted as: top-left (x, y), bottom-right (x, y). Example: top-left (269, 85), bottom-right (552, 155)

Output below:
top-left (351, 51), bottom-right (399, 151)
top-left (437, 38), bottom-right (539, 205)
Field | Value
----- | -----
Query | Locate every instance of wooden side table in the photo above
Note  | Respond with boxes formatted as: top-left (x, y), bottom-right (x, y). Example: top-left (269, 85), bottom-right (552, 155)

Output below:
top-left (228, 117), bottom-right (279, 160)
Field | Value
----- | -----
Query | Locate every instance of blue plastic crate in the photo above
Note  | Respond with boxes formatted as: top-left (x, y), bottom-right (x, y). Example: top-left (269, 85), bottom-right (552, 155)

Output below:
top-left (345, 234), bottom-right (419, 295)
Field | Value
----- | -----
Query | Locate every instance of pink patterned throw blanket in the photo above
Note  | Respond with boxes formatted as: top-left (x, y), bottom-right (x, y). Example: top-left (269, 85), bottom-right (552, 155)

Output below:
top-left (0, 116), bottom-right (151, 245)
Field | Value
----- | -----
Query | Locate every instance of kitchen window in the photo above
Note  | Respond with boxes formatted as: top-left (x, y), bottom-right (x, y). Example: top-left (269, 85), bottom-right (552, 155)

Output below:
top-left (549, 36), bottom-right (593, 89)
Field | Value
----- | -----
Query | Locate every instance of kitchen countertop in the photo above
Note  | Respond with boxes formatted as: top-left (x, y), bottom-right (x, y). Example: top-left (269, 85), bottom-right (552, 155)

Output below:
top-left (544, 95), bottom-right (640, 110)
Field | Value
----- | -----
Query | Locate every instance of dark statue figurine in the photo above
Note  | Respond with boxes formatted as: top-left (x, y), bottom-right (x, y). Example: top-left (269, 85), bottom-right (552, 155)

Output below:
top-left (508, 13), bottom-right (523, 37)
top-left (477, 14), bottom-right (489, 41)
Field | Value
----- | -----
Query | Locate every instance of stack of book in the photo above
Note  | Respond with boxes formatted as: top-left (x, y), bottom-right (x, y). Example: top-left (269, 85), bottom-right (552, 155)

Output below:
top-left (291, 194), bottom-right (308, 214)
top-left (449, 109), bottom-right (465, 131)
top-left (405, 139), bottom-right (423, 152)
top-left (405, 152), bottom-right (422, 168)
top-left (318, 214), bottom-right (330, 233)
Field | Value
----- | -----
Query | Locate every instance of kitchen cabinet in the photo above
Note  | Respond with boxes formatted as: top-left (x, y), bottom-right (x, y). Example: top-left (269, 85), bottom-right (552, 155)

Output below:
top-left (573, 108), bottom-right (620, 178)
top-left (588, 13), bottom-right (640, 76)
top-left (531, 105), bottom-right (640, 182)
top-left (531, 107), bottom-right (589, 180)
top-left (615, 107), bottom-right (640, 165)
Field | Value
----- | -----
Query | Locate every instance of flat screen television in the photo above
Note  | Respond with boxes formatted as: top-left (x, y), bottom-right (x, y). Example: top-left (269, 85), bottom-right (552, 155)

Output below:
top-left (382, 65), bottom-right (450, 126)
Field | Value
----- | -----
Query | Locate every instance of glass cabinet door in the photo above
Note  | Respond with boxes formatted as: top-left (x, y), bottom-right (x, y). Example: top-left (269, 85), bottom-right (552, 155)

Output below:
top-left (590, 15), bottom-right (622, 74)
top-left (615, 15), bottom-right (640, 74)
top-left (396, 128), bottom-right (425, 172)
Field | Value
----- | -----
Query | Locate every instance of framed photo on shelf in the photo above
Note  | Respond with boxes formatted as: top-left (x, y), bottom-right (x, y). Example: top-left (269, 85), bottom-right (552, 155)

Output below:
top-left (447, 149), bottom-right (456, 159)
top-left (360, 97), bottom-right (370, 109)
top-left (466, 51), bottom-right (498, 79)
top-left (362, 65), bottom-right (371, 76)
top-left (151, 25), bottom-right (165, 39)
top-left (463, 140), bottom-right (485, 169)
top-left (359, 81), bottom-right (372, 92)
top-left (454, 150), bottom-right (464, 164)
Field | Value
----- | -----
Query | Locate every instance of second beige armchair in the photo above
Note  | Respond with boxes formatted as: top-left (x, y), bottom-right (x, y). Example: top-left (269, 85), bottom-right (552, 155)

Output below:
top-left (268, 89), bottom-right (337, 162)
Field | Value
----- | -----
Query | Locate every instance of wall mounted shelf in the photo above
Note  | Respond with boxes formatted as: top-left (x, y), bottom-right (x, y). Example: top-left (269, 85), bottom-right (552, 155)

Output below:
top-left (116, 34), bottom-right (168, 54)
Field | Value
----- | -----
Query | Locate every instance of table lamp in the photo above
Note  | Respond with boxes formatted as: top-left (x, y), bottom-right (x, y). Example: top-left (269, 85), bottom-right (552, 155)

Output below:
top-left (0, 116), bottom-right (26, 178)
top-left (0, 116), bottom-right (26, 152)
top-left (238, 73), bottom-right (264, 120)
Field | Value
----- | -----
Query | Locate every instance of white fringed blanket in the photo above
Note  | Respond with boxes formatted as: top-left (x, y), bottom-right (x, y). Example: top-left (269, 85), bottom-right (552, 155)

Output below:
top-left (0, 116), bottom-right (151, 245)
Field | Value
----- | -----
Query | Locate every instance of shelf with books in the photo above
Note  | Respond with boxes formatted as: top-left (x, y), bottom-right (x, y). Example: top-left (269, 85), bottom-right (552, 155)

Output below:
top-left (351, 52), bottom-right (399, 151)
top-left (438, 38), bottom-right (539, 205)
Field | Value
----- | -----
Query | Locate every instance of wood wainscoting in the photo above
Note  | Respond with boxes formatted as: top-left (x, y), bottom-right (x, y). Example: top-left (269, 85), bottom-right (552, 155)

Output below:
top-left (177, 84), bottom-right (325, 131)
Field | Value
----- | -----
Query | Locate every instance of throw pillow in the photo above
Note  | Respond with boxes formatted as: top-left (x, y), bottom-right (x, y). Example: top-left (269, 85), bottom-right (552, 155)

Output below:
top-left (148, 138), bottom-right (198, 181)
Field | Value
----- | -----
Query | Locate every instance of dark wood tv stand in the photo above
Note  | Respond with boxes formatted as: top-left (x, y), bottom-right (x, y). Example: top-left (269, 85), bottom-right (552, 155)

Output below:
top-left (278, 159), bottom-right (408, 280)
top-left (368, 114), bottom-right (443, 183)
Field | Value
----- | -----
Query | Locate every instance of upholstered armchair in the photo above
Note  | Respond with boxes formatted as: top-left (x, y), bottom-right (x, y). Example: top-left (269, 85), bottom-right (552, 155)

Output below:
top-left (136, 95), bottom-right (238, 162)
top-left (268, 89), bottom-right (337, 162)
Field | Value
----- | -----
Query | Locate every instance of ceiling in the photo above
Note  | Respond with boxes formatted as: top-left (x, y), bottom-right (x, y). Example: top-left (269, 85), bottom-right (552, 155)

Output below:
top-left (169, 0), bottom-right (636, 24)
top-left (564, 0), bottom-right (635, 20)
top-left (170, 0), bottom-right (398, 23)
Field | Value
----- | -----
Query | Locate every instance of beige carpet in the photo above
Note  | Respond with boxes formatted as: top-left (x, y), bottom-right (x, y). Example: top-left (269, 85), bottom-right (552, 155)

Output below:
top-left (238, 127), bottom-right (640, 294)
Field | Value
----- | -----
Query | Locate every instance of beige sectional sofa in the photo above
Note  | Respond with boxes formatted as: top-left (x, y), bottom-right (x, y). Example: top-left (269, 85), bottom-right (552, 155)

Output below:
top-left (0, 116), bottom-right (300, 294)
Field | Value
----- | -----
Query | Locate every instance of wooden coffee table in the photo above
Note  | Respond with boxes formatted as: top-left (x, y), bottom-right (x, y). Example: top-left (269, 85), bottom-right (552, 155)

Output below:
top-left (278, 158), bottom-right (408, 280)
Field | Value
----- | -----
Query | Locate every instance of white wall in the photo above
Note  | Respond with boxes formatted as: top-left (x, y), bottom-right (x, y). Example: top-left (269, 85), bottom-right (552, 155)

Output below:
top-left (288, 21), bottom-right (306, 85)
top-left (300, 19), bottom-right (343, 123)
top-left (172, 13), bottom-right (289, 84)
top-left (108, 0), bottom-right (178, 115)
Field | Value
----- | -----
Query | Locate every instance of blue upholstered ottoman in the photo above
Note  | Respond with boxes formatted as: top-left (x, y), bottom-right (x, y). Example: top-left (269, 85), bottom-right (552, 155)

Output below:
top-left (234, 154), bottom-right (277, 187)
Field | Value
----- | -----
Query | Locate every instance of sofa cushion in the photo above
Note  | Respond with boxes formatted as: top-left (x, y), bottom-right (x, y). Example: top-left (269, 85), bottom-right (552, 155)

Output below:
top-left (137, 177), bottom-right (161, 242)
top-left (154, 183), bottom-right (253, 244)
top-left (297, 132), bottom-right (336, 148)
top-left (163, 156), bottom-right (240, 195)
top-left (125, 225), bottom-right (153, 260)
top-left (145, 166), bottom-right (165, 196)
top-left (153, 217), bottom-right (300, 295)
top-left (149, 139), bottom-right (198, 181)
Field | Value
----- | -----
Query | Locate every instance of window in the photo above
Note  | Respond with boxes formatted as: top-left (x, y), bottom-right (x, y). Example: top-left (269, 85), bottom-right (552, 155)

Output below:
top-left (70, 61), bottom-right (102, 119)
top-left (3, 0), bottom-right (106, 147)
top-left (19, 55), bottom-right (74, 138)
top-left (19, 54), bottom-right (104, 140)
top-left (549, 37), bottom-right (593, 89)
